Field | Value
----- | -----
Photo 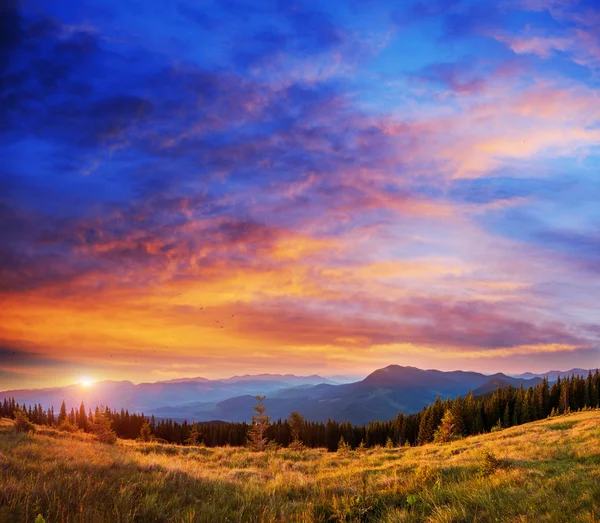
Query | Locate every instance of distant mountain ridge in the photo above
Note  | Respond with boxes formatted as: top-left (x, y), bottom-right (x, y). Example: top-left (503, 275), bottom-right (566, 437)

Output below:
top-left (0, 374), bottom-right (334, 414)
top-left (514, 368), bottom-right (594, 380)
top-left (0, 365), bottom-right (562, 425)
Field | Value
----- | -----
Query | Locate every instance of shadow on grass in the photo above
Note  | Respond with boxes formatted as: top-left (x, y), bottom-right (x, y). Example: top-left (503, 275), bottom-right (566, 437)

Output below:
top-left (546, 420), bottom-right (579, 431)
top-left (0, 449), bottom-right (264, 523)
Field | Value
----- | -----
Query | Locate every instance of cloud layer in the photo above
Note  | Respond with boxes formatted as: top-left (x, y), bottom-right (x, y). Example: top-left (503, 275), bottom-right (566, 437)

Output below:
top-left (1, 0), bottom-right (599, 388)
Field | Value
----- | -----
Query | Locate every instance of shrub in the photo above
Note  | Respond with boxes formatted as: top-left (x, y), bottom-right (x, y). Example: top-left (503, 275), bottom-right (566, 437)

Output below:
top-left (89, 410), bottom-right (117, 444)
top-left (337, 436), bottom-right (352, 455)
top-left (491, 420), bottom-right (503, 432)
top-left (58, 420), bottom-right (77, 432)
top-left (479, 450), bottom-right (500, 476)
top-left (92, 425), bottom-right (117, 444)
top-left (406, 494), bottom-right (419, 507)
top-left (14, 410), bottom-right (35, 433)
top-left (289, 439), bottom-right (304, 451)
top-left (414, 465), bottom-right (439, 485)
top-left (266, 440), bottom-right (280, 453)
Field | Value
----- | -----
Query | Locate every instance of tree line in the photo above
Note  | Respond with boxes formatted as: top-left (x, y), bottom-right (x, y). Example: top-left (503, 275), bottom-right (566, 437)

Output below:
top-left (2, 370), bottom-right (599, 450)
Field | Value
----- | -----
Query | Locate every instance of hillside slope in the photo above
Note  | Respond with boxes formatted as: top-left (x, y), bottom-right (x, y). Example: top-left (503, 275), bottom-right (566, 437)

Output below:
top-left (1, 411), bottom-right (599, 522)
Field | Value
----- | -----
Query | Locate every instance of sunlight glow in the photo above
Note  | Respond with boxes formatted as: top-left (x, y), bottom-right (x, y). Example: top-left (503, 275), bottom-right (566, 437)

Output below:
top-left (78, 377), bottom-right (94, 387)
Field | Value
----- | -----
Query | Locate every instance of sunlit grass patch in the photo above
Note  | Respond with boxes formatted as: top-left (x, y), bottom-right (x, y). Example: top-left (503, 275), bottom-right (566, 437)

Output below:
top-left (1, 411), bottom-right (600, 522)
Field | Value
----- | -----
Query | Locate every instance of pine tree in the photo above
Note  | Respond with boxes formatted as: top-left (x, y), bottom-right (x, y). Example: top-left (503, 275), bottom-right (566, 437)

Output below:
top-left (521, 389), bottom-right (532, 423)
top-left (58, 401), bottom-right (67, 425)
top-left (560, 380), bottom-right (570, 413)
top-left (186, 424), bottom-right (202, 445)
top-left (433, 409), bottom-right (456, 443)
top-left (503, 404), bottom-right (511, 428)
top-left (89, 408), bottom-right (117, 444)
top-left (247, 395), bottom-right (270, 452)
top-left (288, 411), bottom-right (305, 450)
top-left (417, 408), bottom-right (435, 444)
top-left (450, 399), bottom-right (465, 436)
top-left (138, 420), bottom-right (153, 442)
top-left (78, 402), bottom-right (88, 431)
top-left (591, 371), bottom-right (599, 407)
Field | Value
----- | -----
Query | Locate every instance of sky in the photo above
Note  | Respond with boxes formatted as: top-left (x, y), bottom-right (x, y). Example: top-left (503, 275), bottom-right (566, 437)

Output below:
top-left (1, 0), bottom-right (600, 389)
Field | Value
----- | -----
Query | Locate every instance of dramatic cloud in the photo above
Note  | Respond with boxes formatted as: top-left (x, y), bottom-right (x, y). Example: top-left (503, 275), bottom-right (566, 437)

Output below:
top-left (1, 0), bottom-right (599, 387)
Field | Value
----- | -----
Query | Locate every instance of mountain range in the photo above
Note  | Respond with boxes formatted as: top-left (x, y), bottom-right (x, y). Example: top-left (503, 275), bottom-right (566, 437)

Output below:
top-left (513, 368), bottom-right (593, 380)
top-left (4, 365), bottom-right (591, 424)
top-left (0, 374), bottom-right (334, 414)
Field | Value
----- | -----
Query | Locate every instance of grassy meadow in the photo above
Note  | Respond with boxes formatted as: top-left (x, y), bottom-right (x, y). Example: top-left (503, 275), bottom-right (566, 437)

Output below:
top-left (1, 410), bottom-right (600, 522)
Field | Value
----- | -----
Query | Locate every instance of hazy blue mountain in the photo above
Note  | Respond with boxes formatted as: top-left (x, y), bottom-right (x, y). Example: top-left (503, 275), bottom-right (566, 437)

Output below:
top-left (1, 365), bottom-right (570, 424)
top-left (514, 368), bottom-right (594, 380)
top-left (148, 365), bottom-right (545, 424)
top-left (0, 374), bottom-right (333, 412)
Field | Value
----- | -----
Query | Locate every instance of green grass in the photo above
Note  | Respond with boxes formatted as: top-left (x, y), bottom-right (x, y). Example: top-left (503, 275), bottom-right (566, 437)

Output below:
top-left (546, 420), bottom-right (579, 431)
top-left (1, 411), bottom-right (600, 522)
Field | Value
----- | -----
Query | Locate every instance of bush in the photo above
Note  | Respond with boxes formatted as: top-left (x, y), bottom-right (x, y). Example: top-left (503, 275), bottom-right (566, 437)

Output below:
top-left (337, 436), bottom-right (352, 455)
top-left (14, 410), bottom-right (35, 433)
top-left (89, 411), bottom-right (117, 444)
top-left (491, 420), bottom-right (503, 432)
top-left (479, 450), bottom-right (500, 476)
top-left (289, 440), bottom-right (304, 452)
top-left (57, 420), bottom-right (77, 432)
top-left (406, 494), bottom-right (419, 507)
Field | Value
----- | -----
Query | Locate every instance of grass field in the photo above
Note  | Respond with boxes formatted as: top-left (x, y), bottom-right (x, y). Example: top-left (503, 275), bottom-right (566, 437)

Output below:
top-left (1, 410), bottom-right (599, 522)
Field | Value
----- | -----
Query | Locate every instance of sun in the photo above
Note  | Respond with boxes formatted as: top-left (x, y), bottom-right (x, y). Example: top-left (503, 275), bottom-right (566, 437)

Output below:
top-left (78, 377), bottom-right (94, 387)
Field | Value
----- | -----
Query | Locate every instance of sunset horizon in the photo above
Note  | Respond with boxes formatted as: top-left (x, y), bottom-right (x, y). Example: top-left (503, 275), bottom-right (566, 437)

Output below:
top-left (3, 362), bottom-right (598, 392)
top-left (2, 0), bottom-right (599, 391)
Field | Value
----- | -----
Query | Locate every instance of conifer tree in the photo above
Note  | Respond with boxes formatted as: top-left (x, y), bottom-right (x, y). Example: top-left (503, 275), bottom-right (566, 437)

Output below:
top-left (433, 409), bottom-right (456, 443)
top-left (138, 419), bottom-right (153, 442)
top-left (247, 395), bottom-right (270, 452)
top-left (185, 424), bottom-right (201, 445)
top-left (503, 404), bottom-right (511, 428)
top-left (58, 401), bottom-right (67, 425)
top-left (521, 389), bottom-right (532, 423)
top-left (78, 402), bottom-right (88, 431)
top-left (560, 380), bottom-right (570, 413)
top-left (68, 407), bottom-right (76, 425)
top-left (417, 408), bottom-right (435, 444)
top-left (89, 407), bottom-right (117, 444)
top-left (591, 371), bottom-right (599, 407)
top-left (288, 411), bottom-right (305, 450)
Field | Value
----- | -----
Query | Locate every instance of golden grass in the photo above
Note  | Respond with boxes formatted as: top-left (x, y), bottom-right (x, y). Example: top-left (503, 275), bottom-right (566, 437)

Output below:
top-left (1, 411), bottom-right (600, 522)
